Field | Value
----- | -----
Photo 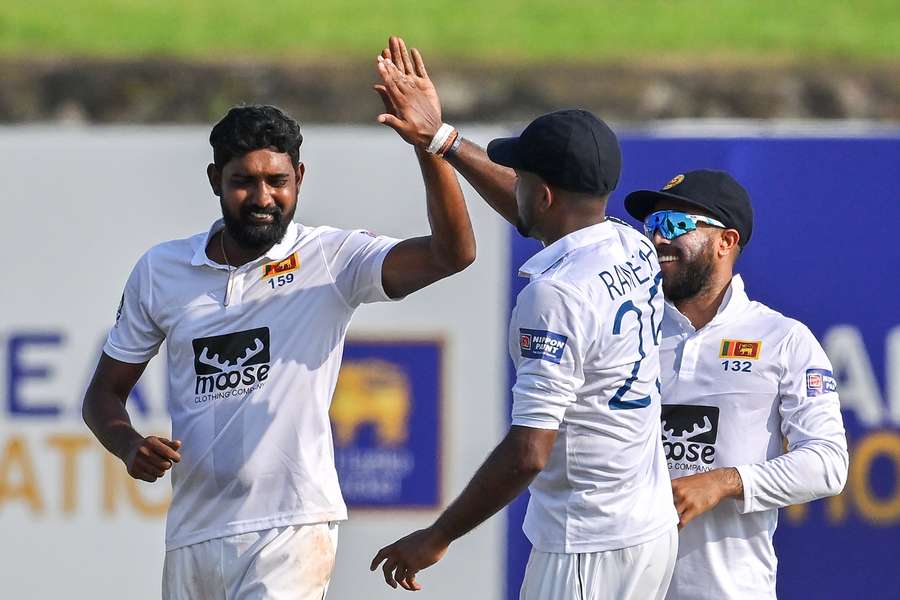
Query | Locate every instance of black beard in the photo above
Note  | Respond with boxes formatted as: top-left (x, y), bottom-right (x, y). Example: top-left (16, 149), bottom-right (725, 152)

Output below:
top-left (662, 246), bottom-right (715, 302)
top-left (221, 201), bottom-right (295, 250)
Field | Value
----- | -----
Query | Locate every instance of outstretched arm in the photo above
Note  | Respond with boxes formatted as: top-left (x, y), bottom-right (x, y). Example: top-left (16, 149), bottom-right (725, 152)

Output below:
top-left (374, 38), bottom-right (476, 299)
top-left (377, 37), bottom-right (520, 228)
top-left (370, 425), bottom-right (556, 591)
top-left (83, 353), bottom-right (181, 482)
top-left (446, 138), bottom-right (519, 227)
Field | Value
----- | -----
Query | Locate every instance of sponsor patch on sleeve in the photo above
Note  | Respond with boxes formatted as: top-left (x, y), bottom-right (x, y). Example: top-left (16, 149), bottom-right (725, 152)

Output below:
top-left (519, 328), bottom-right (568, 364)
top-left (806, 368), bottom-right (837, 396)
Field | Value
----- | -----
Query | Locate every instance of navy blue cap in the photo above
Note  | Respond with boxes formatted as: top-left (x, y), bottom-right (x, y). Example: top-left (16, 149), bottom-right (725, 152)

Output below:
top-left (487, 109), bottom-right (621, 195)
top-left (625, 169), bottom-right (754, 247)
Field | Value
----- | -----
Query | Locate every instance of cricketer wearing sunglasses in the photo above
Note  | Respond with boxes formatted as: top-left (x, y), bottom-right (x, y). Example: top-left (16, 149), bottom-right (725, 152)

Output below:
top-left (624, 170), bottom-right (849, 600)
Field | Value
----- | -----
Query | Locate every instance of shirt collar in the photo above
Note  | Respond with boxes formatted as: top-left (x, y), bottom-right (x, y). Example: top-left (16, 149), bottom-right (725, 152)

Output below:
top-left (665, 273), bottom-right (750, 330)
top-left (190, 219), bottom-right (301, 268)
top-left (518, 221), bottom-right (615, 278)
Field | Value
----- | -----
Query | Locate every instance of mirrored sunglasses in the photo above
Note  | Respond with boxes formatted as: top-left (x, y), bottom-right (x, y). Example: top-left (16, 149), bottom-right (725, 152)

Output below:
top-left (643, 210), bottom-right (726, 240)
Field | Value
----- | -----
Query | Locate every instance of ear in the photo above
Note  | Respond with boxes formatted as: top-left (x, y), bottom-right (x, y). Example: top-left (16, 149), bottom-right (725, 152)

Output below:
top-left (718, 229), bottom-right (741, 258)
top-left (207, 163), bottom-right (222, 197)
top-left (295, 162), bottom-right (305, 188)
top-left (537, 182), bottom-right (554, 214)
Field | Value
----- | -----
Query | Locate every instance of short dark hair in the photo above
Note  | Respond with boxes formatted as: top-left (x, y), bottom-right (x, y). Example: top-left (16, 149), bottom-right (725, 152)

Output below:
top-left (209, 105), bottom-right (303, 169)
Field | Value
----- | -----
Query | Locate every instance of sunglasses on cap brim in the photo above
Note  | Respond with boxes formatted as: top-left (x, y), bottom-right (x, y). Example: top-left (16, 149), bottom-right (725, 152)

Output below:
top-left (643, 210), bottom-right (727, 240)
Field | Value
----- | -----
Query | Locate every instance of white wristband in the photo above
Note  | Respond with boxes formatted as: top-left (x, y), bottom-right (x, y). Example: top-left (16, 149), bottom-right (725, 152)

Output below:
top-left (426, 123), bottom-right (455, 154)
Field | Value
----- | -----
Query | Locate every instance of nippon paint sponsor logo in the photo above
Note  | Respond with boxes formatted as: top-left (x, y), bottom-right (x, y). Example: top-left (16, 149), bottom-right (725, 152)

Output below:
top-left (806, 368), bottom-right (837, 396)
top-left (519, 328), bottom-right (567, 364)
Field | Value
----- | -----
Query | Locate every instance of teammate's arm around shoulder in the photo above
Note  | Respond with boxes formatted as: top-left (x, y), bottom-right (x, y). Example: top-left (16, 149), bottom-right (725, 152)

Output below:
top-left (733, 323), bottom-right (849, 514)
top-left (373, 37), bottom-right (476, 299)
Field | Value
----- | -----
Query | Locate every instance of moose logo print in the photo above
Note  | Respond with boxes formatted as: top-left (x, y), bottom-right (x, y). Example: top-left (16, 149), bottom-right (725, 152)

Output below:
top-left (661, 405), bottom-right (720, 472)
top-left (192, 327), bottom-right (271, 402)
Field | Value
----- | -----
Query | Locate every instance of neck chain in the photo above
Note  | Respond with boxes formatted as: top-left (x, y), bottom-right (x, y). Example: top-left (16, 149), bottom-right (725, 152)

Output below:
top-left (220, 231), bottom-right (235, 270)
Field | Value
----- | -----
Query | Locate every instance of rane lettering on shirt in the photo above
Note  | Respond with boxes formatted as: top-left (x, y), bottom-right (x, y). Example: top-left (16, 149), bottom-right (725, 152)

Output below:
top-left (597, 239), bottom-right (659, 301)
top-left (191, 327), bottom-right (271, 401)
top-left (661, 404), bottom-right (720, 472)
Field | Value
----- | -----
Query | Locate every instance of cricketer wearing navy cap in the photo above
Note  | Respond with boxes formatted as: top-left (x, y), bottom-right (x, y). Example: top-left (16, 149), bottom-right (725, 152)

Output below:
top-left (487, 108), bottom-right (622, 238)
top-left (624, 170), bottom-right (847, 600)
top-left (625, 169), bottom-right (754, 248)
top-left (368, 38), bottom-right (678, 600)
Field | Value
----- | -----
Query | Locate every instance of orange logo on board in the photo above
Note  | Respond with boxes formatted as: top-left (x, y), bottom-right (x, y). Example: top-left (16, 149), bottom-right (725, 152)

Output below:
top-left (262, 252), bottom-right (300, 279)
top-left (720, 339), bottom-right (762, 360)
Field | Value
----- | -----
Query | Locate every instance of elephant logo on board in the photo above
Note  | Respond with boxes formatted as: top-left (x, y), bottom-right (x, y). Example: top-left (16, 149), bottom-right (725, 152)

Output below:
top-left (330, 359), bottom-right (411, 446)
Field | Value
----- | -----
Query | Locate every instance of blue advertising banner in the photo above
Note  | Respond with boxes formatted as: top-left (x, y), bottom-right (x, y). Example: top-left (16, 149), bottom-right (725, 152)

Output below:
top-left (506, 135), bottom-right (899, 599)
top-left (330, 339), bottom-right (442, 508)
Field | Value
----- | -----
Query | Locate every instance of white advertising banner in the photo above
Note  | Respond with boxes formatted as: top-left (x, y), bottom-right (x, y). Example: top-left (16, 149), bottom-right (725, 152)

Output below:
top-left (0, 125), bottom-right (510, 600)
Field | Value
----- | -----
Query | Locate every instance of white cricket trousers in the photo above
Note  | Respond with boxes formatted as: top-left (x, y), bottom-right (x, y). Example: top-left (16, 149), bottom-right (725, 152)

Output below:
top-left (519, 526), bottom-right (678, 600)
top-left (163, 522), bottom-right (339, 600)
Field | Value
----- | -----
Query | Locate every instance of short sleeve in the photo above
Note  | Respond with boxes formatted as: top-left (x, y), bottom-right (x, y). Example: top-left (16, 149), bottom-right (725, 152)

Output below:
top-left (103, 253), bottom-right (165, 363)
top-left (510, 279), bottom-right (591, 430)
top-left (321, 230), bottom-right (402, 308)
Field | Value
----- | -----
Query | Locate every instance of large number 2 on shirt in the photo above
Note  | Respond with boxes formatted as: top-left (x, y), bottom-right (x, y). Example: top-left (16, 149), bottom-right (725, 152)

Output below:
top-left (609, 273), bottom-right (662, 410)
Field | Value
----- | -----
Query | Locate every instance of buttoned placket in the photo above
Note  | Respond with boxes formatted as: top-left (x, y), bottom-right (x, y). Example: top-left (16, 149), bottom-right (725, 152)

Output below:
top-left (667, 277), bottom-right (746, 384)
top-left (223, 259), bottom-right (264, 307)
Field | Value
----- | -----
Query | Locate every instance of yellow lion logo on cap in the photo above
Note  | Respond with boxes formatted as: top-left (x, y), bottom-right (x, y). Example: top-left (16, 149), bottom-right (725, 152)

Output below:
top-left (662, 174), bottom-right (685, 190)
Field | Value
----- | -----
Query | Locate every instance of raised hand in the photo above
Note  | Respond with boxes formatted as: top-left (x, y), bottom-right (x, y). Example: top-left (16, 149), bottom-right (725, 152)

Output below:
top-left (374, 36), bottom-right (444, 148)
top-left (124, 435), bottom-right (182, 482)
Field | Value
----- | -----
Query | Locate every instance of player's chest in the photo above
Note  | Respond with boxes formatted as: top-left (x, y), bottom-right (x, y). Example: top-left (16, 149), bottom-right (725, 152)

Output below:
top-left (156, 250), bottom-right (342, 337)
top-left (660, 328), bottom-right (781, 398)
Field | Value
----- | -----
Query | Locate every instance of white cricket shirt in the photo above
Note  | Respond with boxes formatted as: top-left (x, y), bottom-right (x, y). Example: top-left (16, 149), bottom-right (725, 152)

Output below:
top-left (104, 219), bottom-right (400, 550)
top-left (509, 219), bottom-right (678, 554)
top-left (660, 274), bottom-right (848, 600)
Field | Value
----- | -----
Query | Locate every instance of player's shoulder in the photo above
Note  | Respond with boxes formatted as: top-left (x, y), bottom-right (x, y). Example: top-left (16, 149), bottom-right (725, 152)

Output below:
top-left (139, 231), bottom-right (204, 269)
top-left (518, 276), bottom-right (593, 324)
top-left (302, 224), bottom-right (384, 250)
top-left (744, 300), bottom-right (821, 349)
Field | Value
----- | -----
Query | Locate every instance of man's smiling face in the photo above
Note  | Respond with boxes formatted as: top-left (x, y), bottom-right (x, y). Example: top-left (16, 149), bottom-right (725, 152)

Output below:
top-left (649, 200), bottom-right (722, 302)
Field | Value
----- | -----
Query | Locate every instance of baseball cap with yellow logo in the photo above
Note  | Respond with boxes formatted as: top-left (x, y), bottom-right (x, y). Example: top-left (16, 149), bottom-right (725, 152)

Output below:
top-left (624, 169), bottom-right (754, 248)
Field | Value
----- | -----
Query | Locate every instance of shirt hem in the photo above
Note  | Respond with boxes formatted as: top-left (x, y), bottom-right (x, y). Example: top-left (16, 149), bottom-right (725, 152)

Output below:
top-left (370, 238), bottom-right (404, 303)
top-left (511, 416), bottom-right (562, 430)
top-left (164, 509), bottom-right (349, 551)
top-left (526, 515), bottom-right (678, 554)
top-left (102, 342), bottom-right (158, 364)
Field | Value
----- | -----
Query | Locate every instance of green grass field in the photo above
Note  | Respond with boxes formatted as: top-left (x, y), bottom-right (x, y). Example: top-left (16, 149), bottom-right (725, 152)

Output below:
top-left (1, 0), bottom-right (899, 62)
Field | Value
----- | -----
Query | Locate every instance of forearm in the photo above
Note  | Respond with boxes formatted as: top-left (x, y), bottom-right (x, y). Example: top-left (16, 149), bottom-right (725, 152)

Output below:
top-left (431, 432), bottom-right (542, 544)
top-left (445, 138), bottom-right (519, 226)
top-left (82, 387), bottom-right (143, 462)
top-left (415, 146), bottom-right (476, 271)
top-left (735, 441), bottom-right (849, 513)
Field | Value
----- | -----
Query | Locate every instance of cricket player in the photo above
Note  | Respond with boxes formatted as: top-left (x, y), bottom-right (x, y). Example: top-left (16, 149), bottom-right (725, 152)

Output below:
top-left (370, 39), bottom-right (678, 599)
top-left (624, 170), bottom-right (849, 599)
top-left (81, 97), bottom-right (476, 598)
